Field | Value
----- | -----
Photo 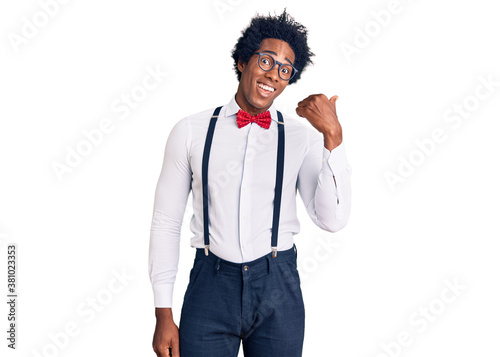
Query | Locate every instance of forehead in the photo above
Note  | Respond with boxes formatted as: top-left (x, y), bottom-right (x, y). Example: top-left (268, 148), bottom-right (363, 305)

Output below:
top-left (257, 38), bottom-right (295, 63)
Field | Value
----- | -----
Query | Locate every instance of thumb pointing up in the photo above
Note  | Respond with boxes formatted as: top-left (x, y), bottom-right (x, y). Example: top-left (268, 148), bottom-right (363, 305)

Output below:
top-left (329, 95), bottom-right (338, 116)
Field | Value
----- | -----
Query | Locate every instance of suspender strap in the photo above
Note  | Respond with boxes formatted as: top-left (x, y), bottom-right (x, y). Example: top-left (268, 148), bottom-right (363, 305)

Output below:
top-left (201, 107), bottom-right (285, 257)
top-left (202, 106), bottom-right (222, 255)
top-left (271, 111), bottom-right (285, 257)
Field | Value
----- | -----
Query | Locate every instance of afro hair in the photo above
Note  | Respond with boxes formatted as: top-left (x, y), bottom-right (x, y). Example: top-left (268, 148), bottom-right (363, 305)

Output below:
top-left (231, 9), bottom-right (314, 85)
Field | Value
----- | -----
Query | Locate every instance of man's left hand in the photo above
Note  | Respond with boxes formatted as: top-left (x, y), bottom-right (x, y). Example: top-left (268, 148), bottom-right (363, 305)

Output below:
top-left (296, 94), bottom-right (343, 150)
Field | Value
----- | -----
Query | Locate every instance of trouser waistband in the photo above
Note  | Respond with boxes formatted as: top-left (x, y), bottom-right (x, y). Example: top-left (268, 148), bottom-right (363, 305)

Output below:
top-left (195, 245), bottom-right (297, 276)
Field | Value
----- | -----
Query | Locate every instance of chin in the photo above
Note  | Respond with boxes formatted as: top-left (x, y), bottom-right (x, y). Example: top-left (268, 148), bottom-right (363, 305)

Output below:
top-left (250, 92), bottom-right (274, 109)
top-left (250, 99), bottom-right (271, 110)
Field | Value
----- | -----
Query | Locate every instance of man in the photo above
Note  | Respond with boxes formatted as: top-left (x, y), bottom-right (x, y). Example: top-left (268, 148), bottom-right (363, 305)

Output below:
top-left (149, 9), bottom-right (352, 357)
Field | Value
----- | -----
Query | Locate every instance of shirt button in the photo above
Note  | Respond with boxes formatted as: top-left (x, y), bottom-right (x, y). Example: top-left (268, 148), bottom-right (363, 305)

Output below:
top-left (243, 265), bottom-right (249, 272)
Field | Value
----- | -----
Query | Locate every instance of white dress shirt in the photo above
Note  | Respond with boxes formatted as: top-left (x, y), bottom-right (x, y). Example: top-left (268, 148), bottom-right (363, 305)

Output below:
top-left (148, 95), bottom-right (352, 307)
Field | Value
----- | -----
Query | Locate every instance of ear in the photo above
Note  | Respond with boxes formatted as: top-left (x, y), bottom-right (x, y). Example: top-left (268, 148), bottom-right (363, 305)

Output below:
top-left (237, 60), bottom-right (246, 73)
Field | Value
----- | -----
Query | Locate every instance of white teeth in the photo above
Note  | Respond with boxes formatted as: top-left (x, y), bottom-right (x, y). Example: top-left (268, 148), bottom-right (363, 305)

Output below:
top-left (258, 83), bottom-right (275, 92)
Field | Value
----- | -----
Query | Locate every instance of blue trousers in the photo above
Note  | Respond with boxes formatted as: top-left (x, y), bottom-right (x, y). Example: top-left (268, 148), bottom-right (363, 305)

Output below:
top-left (178, 245), bottom-right (305, 356)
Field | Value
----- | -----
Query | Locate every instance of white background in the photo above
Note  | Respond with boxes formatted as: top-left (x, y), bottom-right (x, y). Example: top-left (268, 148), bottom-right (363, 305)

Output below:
top-left (1, 0), bottom-right (499, 356)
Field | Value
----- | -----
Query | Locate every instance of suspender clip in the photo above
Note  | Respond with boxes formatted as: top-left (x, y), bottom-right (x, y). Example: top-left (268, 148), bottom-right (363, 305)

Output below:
top-left (271, 247), bottom-right (277, 258)
top-left (204, 245), bottom-right (209, 256)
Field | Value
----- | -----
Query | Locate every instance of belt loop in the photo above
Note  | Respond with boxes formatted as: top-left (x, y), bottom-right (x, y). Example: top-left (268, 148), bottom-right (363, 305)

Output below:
top-left (266, 255), bottom-right (271, 274)
top-left (215, 257), bottom-right (221, 275)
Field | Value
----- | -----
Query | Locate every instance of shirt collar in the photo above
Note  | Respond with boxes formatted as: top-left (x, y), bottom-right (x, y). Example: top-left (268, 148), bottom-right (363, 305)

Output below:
top-left (224, 94), bottom-right (278, 123)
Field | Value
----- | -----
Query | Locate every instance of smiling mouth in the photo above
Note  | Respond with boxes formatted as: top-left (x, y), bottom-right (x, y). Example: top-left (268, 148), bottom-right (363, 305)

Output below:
top-left (257, 82), bottom-right (276, 93)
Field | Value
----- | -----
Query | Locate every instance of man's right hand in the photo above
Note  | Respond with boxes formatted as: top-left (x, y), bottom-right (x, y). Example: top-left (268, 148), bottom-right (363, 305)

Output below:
top-left (152, 308), bottom-right (180, 357)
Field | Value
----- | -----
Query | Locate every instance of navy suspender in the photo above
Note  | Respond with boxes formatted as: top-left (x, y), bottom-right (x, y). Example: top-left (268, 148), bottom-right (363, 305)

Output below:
top-left (271, 111), bottom-right (285, 257)
top-left (201, 106), bottom-right (285, 257)
top-left (202, 106), bottom-right (222, 256)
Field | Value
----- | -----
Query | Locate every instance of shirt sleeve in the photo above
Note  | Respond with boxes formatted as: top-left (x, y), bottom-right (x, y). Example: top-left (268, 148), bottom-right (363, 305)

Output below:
top-left (148, 118), bottom-right (192, 308)
top-left (297, 130), bottom-right (352, 232)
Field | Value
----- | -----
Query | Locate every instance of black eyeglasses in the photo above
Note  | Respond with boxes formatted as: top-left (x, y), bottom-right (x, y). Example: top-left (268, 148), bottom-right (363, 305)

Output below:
top-left (253, 52), bottom-right (298, 81)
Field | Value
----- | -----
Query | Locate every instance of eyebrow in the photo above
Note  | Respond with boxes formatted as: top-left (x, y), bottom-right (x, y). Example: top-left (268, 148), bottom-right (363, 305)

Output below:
top-left (262, 50), bottom-right (293, 65)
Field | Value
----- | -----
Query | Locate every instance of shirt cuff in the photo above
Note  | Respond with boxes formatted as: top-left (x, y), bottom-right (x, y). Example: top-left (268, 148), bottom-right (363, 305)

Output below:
top-left (323, 141), bottom-right (349, 176)
top-left (153, 283), bottom-right (174, 308)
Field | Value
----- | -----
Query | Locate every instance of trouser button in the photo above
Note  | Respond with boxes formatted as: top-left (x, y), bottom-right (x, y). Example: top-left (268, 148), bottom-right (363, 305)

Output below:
top-left (243, 265), bottom-right (249, 271)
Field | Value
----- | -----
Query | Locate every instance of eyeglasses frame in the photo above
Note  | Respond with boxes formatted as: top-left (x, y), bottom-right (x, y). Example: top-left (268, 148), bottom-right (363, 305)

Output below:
top-left (253, 52), bottom-right (298, 81)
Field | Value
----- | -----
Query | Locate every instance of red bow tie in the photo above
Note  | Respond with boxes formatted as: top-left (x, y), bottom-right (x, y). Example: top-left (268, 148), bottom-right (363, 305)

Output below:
top-left (236, 109), bottom-right (272, 129)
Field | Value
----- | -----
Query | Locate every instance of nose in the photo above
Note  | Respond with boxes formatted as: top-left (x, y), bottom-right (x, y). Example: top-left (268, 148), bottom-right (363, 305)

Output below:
top-left (265, 65), bottom-right (280, 82)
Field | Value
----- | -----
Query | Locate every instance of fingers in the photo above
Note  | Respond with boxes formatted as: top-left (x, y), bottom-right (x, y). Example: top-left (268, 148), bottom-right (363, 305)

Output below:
top-left (297, 93), bottom-right (339, 119)
top-left (296, 105), bottom-right (312, 118)
top-left (153, 343), bottom-right (177, 357)
top-left (298, 94), bottom-right (314, 105)
top-left (298, 93), bottom-right (324, 106)
top-left (296, 106), bottom-right (304, 117)
top-left (171, 338), bottom-right (180, 356)
top-left (297, 94), bottom-right (321, 113)
top-left (152, 318), bottom-right (180, 357)
top-left (153, 344), bottom-right (170, 357)
top-left (296, 98), bottom-right (310, 109)
top-left (298, 94), bottom-right (335, 108)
